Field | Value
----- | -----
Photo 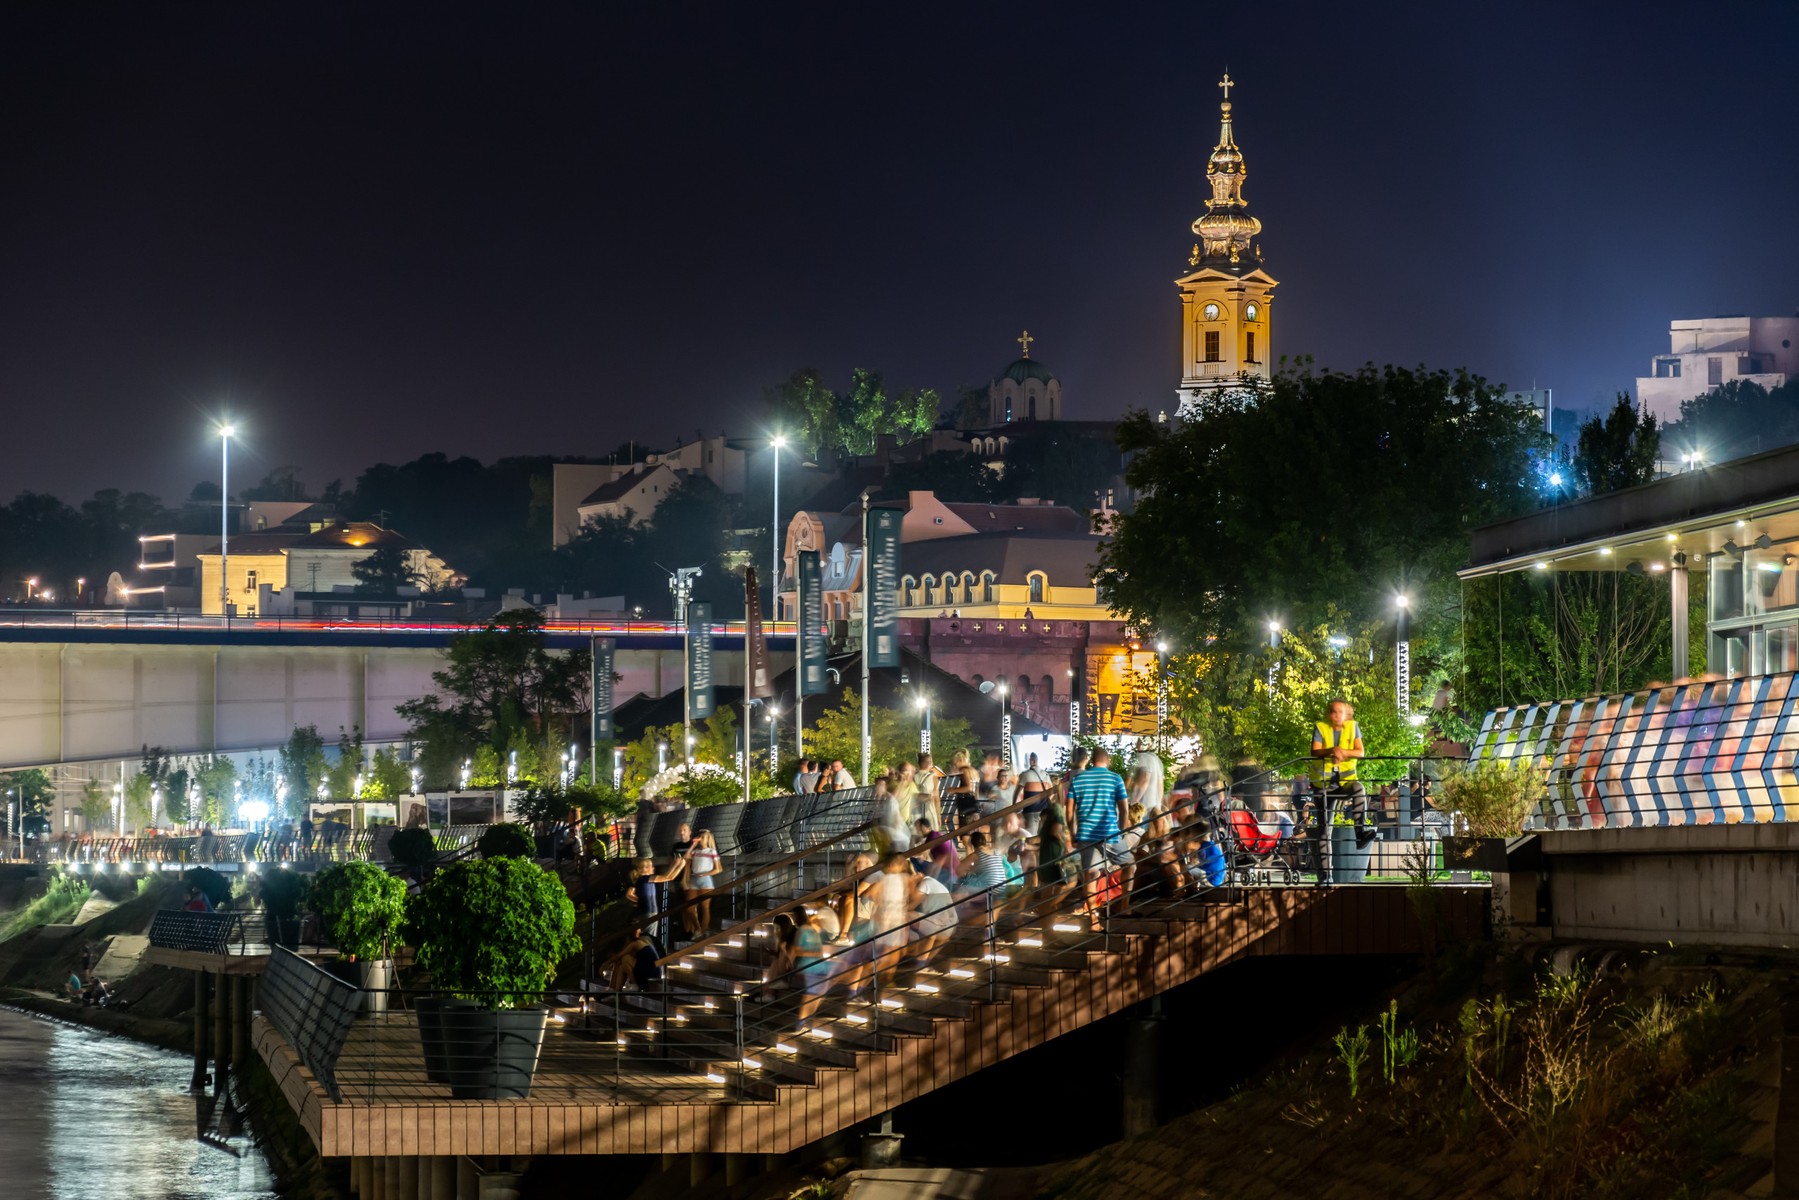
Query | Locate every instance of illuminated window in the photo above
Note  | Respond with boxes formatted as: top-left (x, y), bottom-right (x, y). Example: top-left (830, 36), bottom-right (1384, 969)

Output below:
top-left (1204, 331), bottom-right (1220, 362)
top-left (1246, 331), bottom-right (1257, 363)
top-left (1245, 302), bottom-right (1259, 321)
top-left (245, 570), bottom-right (258, 593)
top-left (1028, 574), bottom-right (1045, 604)
top-left (982, 571), bottom-right (996, 602)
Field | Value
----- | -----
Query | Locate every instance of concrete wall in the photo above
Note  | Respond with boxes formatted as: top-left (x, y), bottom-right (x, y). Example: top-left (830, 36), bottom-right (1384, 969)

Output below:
top-left (1543, 823), bottom-right (1799, 948)
top-left (0, 640), bottom-right (731, 771)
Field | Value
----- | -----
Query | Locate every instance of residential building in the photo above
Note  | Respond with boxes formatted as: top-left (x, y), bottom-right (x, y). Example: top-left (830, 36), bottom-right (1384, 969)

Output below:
top-left (574, 463), bottom-right (680, 528)
top-left (1636, 315), bottom-right (1799, 425)
top-left (551, 434), bottom-right (750, 545)
top-left (196, 522), bottom-right (455, 616)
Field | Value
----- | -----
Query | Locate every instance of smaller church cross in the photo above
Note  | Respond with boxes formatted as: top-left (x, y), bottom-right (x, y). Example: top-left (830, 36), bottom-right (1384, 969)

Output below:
top-left (1017, 329), bottom-right (1034, 359)
top-left (1218, 71), bottom-right (1233, 100)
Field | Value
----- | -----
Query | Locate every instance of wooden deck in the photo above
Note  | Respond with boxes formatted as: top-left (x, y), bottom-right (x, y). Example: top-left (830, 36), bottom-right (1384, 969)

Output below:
top-left (255, 886), bottom-right (1487, 1158)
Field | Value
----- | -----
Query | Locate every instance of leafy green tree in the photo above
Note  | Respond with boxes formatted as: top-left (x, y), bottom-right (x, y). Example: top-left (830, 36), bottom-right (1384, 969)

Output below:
top-left (953, 384), bottom-right (991, 431)
top-left (78, 779), bottom-right (111, 831)
top-left (1663, 378), bottom-right (1799, 465)
top-left (1573, 394), bottom-right (1659, 496)
top-left (193, 756), bottom-right (238, 826)
top-left (404, 857), bottom-right (580, 1006)
top-left (1101, 363), bottom-right (1548, 679)
top-left (351, 545), bottom-right (418, 594)
top-left (765, 367), bottom-right (941, 459)
top-left (325, 726), bottom-right (365, 799)
top-left (277, 726), bottom-right (329, 816)
top-left (310, 861), bottom-right (407, 960)
top-left (396, 611), bottom-right (591, 789)
top-left (803, 691), bottom-right (978, 778)
top-left (164, 766), bottom-right (193, 824)
top-left (362, 747), bottom-right (411, 799)
top-left (124, 772), bottom-right (155, 831)
top-left (0, 768), bottom-right (54, 813)
top-left (477, 822), bottom-right (537, 859)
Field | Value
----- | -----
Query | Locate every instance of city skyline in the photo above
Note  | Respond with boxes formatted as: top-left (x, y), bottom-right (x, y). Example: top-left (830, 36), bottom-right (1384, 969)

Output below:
top-left (3, 2), bottom-right (1796, 502)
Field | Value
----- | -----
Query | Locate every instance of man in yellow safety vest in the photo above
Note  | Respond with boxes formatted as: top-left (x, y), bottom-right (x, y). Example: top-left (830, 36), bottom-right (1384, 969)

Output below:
top-left (1309, 699), bottom-right (1365, 882)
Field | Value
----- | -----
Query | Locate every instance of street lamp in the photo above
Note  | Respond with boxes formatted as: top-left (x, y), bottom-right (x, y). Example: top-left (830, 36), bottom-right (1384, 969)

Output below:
top-left (409, 767), bottom-right (420, 795)
top-left (1155, 642), bottom-right (1170, 733)
top-left (612, 746), bottom-right (624, 789)
top-left (24, 577), bottom-right (37, 602)
top-left (218, 423), bottom-right (235, 616)
top-left (1394, 594), bottom-right (1412, 715)
top-left (459, 759), bottom-right (471, 791)
top-left (766, 704), bottom-right (781, 773)
top-left (770, 434), bottom-right (787, 617)
top-left (997, 680), bottom-right (1012, 767)
top-left (915, 693), bottom-right (931, 755)
top-left (656, 739), bottom-right (668, 773)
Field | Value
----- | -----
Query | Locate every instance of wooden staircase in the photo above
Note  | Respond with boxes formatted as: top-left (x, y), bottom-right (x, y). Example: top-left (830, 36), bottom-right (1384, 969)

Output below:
top-left (266, 885), bottom-right (1486, 1159)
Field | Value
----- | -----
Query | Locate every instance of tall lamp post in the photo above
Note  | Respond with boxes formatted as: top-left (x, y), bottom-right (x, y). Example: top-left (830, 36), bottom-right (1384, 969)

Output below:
top-left (1155, 641), bottom-right (1170, 735)
top-left (218, 423), bottom-right (235, 616)
top-left (770, 434), bottom-right (786, 617)
top-left (916, 693), bottom-right (931, 756)
top-left (1394, 594), bottom-right (1412, 715)
top-left (766, 705), bottom-right (780, 775)
top-left (997, 680), bottom-right (1011, 767)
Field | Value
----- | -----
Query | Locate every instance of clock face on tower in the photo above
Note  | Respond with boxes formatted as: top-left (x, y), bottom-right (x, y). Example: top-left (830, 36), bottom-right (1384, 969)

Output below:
top-left (1203, 302), bottom-right (1220, 320)
top-left (1246, 303), bottom-right (1258, 321)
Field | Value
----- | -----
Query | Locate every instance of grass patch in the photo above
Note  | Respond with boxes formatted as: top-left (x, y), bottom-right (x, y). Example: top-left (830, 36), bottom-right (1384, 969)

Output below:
top-left (0, 874), bottom-right (92, 941)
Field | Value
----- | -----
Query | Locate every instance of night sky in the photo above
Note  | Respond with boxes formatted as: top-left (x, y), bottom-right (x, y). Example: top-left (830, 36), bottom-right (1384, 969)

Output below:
top-left (4, 2), bottom-right (1797, 503)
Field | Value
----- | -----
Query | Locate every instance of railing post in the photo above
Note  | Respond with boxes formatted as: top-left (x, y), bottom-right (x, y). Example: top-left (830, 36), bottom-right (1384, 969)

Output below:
top-left (986, 891), bottom-right (997, 1004)
top-left (733, 993), bottom-right (745, 1100)
top-left (612, 987), bottom-right (623, 1102)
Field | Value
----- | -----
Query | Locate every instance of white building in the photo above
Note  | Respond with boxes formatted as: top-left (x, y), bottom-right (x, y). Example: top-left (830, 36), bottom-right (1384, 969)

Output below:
top-left (1636, 315), bottom-right (1799, 425)
top-left (551, 434), bottom-right (749, 546)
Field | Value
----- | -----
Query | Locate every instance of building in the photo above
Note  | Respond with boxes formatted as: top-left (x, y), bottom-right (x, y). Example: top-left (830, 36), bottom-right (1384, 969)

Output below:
top-left (777, 491), bottom-right (1155, 734)
top-left (196, 521), bottom-right (455, 616)
top-left (965, 331), bottom-right (1064, 427)
top-left (1636, 315), bottom-right (1799, 425)
top-left (551, 435), bottom-right (750, 546)
top-left (1176, 73), bottom-right (1277, 418)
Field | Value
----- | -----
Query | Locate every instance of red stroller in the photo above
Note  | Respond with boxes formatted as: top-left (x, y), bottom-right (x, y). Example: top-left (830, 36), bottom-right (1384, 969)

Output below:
top-left (1222, 806), bottom-right (1299, 885)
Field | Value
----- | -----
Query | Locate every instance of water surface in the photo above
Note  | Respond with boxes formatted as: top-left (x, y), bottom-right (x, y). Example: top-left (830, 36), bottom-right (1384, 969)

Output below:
top-left (0, 1007), bottom-right (280, 1199)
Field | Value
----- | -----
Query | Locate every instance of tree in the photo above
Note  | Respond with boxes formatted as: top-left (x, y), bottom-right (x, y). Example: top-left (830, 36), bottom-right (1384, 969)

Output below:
top-left (0, 768), bottom-right (54, 813)
top-left (953, 384), bottom-right (991, 431)
top-left (995, 427), bottom-right (1120, 511)
top-left (804, 691), bottom-right (977, 778)
top-left (765, 367), bottom-right (942, 459)
top-left (78, 780), bottom-right (111, 831)
top-left (193, 756), bottom-right (237, 826)
top-left (351, 546), bottom-right (418, 594)
top-left (1663, 378), bottom-right (1799, 465)
top-left (872, 452), bottom-right (1002, 503)
top-left (396, 610), bottom-right (591, 788)
top-left (240, 466), bottom-right (312, 502)
top-left (124, 772), bottom-right (155, 831)
top-left (325, 726), bottom-right (365, 798)
top-left (363, 747), bottom-right (411, 799)
top-left (1572, 394), bottom-right (1659, 496)
top-left (277, 726), bottom-right (329, 816)
top-left (1100, 363), bottom-right (1549, 666)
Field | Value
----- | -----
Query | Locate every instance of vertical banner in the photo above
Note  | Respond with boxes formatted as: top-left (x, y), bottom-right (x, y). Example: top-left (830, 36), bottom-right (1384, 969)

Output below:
top-left (743, 567), bottom-right (773, 699)
top-left (591, 637), bottom-right (615, 740)
top-left (686, 601), bottom-right (715, 720)
top-left (798, 550), bottom-right (827, 697)
top-left (864, 507), bottom-right (902, 668)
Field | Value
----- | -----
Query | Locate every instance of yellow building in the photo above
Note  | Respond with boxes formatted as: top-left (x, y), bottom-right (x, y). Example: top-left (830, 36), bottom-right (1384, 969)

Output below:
top-left (1176, 72), bottom-right (1277, 418)
top-left (196, 522), bottom-right (452, 616)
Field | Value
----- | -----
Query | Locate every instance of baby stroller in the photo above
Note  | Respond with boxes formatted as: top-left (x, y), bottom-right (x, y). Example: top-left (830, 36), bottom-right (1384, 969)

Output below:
top-left (1221, 806), bottom-right (1299, 885)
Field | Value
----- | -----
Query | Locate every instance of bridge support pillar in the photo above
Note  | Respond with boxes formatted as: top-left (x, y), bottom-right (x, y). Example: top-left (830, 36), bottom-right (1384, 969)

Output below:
top-left (349, 1155), bottom-right (371, 1196)
top-left (457, 1156), bottom-right (478, 1200)
top-left (384, 1156), bottom-right (402, 1200)
top-left (1121, 998), bottom-right (1163, 1137)
top-left (689, 1152), bottom-right (717, 1186)
top-left (190, 971), bottom-right (210, 1090)
top-left (213, 969), bottom-right (231, 1079)
top-left (427, 1155), bottom-right (456, 1199)
top-left (724, 1153), bottom-right (752, 1185)
top-left (230, 974), bottom-right (249, 1066)
top-left (397, 1155), bottom-right (419, 1199)
top-left (1779, 986), bottom-right (1799, 1192)
top-left (861, 1112), bottom-right (904, 1169)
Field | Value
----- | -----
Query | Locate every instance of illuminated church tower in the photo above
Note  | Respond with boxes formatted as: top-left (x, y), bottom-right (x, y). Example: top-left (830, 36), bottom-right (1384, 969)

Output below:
top-left (1176, 73), bottom-right (1278, 418)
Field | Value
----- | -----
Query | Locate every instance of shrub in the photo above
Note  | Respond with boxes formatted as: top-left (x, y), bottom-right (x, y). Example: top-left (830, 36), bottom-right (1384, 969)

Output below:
top-left (1437, 757), bottom-right (1546, 838)
top-left (183, 866), bottom-right (232, 909)
top-left (388, 827), bottom-right (437, 871)
top-left (311, 861), bottom-right (408, 961)
top-left (477, 823), bottom-right (537, 860)
top-left (256, 868), bottom-right (311, 922)
top-left (1333, 1024), bottom-right (1371, 1098)
top-left (404, 856), bottom-right (581, 1008)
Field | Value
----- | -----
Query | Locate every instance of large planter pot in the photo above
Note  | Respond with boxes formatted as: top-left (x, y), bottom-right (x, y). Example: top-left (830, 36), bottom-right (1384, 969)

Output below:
top-left (266, 916), bottom-right (302, 951)
top-left (1328, 825), bottom-right (1372, 884)
top-left (415, 996), bottom-right (481, 1084)
top-left (438, 1006), bottom-right (549, 1100)
top-left (354, 957), bottom-right (394, 1016)
top-left (1442, 836), bottom-right (1509, 874)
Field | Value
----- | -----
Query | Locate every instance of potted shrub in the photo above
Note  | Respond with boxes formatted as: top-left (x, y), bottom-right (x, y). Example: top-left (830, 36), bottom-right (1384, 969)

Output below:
top-left (404, 856), bottom-right (581, 1098)
top-left (1436, 757), bottom-right (1545, 873)
top-left (310, 861), bottom-right (408, 1014)
top-left (388, 827), bottom-right (437, 881)
top-left (182, 866), bottom-right (233, 911)
top-left (477, 822), bottom-right (537, 860)
top-left (256, 868), bottom-right (311, 951)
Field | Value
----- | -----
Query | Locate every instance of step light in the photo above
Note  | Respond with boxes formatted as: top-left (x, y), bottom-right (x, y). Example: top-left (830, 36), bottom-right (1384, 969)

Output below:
top-left (741, 1058), bottom-right (761, 1069)
top-left (913, 983), bottom-right (940, 993)
top-left (947, 968), bottom-right (975, 979)
top-left (774, 1042), bottom-right (798, 1055)
top-left (1017, 937), bottom-right (1043, 947)
top-left (878, 997), bottom-right (905, 1009)
top-left (1052, 923), bottom-right (1081, 932)
top-left (840, 1014), bottom-right (866, 1026)
top-left (705, 1072), bottom-right (727, 1083)
top-left (807, 1027), bottom-right (835, 1039)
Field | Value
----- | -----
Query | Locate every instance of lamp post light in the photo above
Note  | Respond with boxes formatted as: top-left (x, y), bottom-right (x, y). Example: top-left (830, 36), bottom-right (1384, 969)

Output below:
top-left (76, 577), bottom-right (85, 604)
top-left (770, 434), bottom-right (786, 616)
top-left (685, 733), bottom-right (695, 766)
top-left (24, 577), bottom-right (37, 602)
top-left (767, 705), bottom-right (780, 774)
top-left (113, 781), bottom-right (124, 835)
top-left (1394, 594), bottom-right (1412, 715)
top-left (409, 767), bottom-right (420, 795)
top-left (997, 680), bottom-right (1012, 767)
top-left (218, 423), bottom-right (235, 616)
top-left (459, 759), bottom-right (471, 791)
top-left (612, 746), bottom-right (624, 789)
top-left (1155, 641), bottom-right (1170, 734)
top-left (657, 739), bottom-right (668, 773)
top-left (352, 773), bottom-right (364, 800)
top-left (915, 693), bottom-right (932, 755)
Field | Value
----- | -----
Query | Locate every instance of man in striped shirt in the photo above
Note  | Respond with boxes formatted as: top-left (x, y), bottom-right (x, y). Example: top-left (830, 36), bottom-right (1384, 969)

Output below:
top-left (1068, 748), bottom-right (1135, 923)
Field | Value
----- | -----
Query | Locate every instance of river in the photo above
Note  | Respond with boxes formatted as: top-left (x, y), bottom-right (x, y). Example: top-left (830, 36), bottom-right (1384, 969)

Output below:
top-left (0, 1007), bottom-right (281, 1199)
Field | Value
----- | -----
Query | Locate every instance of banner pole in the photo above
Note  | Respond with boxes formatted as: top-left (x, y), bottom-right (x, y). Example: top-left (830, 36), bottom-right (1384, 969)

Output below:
top-left (860, 491), bottom-right (871, 787)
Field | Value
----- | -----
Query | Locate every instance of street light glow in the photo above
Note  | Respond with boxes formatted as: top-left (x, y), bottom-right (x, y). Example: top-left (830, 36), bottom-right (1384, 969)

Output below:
top-left (218, 424), bottom-right (235, 439)
top-left (914, 695), bottom-right (928, 710)
top-left (1155, 641), bottom-right (1168, 654)
top-left (1394, 594), bottom-right (1411, 610)
top-left (1548, 471), bottom-right (1562, 487)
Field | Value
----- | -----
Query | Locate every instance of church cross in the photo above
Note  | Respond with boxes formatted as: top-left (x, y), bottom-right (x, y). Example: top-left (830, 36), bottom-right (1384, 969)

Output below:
top-left (1017, 329), bottom-right (1034, 359)
top-left (1218, 71), bottom-right (1233, 100)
